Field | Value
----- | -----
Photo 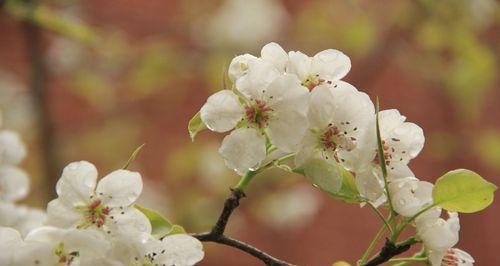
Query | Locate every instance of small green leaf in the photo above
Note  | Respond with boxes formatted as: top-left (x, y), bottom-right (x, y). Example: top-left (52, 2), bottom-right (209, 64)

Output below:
top-left (168, 224), bottom-right (186, 235)
top-left (123, 144), bottom-right (145, 170)
top-left (188, 111), bottom-right (206, 141)
top-left (134, 205), bottom-right (173, 237)
top-left (296, 158), bottom-right (361, 203)
top-left (432, 169), bottom-right (497, 213)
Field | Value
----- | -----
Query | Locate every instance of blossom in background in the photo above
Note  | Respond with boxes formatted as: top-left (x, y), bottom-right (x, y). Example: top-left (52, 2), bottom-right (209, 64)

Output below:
top-left (0, 120), bottom-right (46, 236)
top-left (196, 0), bottom-right (288, 48)
top-left (46, 161), bottom-right (151, 235)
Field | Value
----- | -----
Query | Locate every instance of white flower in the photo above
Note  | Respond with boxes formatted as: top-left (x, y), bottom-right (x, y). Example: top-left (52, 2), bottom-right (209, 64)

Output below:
top-left (388, 177), bottom-right (433, 217)
top-left (355, 109), bottom-right (424, 204)
top-left (294, 81), bottom-right (374, 167)
top-left (287, 49), bottom-right (351, 91)
top-left (0, 165), bottom-right (29, 202)
top-left (429, 248), bottom-right (474, 266)
top-left (200, 74), bottom-right (309, 174)
top-left (46, 161), bottom-right (151, 235)
top-left (0, 130), bottom-right (26, 166)
top-left (417, 211), bottom-right (460, 252)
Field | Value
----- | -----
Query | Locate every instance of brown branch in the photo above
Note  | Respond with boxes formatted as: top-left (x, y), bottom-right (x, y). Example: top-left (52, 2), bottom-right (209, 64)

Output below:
top-left (363, 238), bottom-right (418, 266)
top-left (192, 189), bottom-right (296, 266)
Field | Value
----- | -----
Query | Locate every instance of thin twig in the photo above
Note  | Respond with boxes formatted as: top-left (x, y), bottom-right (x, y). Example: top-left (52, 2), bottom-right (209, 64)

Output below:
top-left (192, 189), bottom-right (296, 266)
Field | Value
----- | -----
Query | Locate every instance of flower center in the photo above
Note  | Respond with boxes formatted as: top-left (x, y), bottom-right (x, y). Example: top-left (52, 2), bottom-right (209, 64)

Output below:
top-left (373, 140), bottom-right (392, 166)
top-left (54, 242), bottom-right (78, 265)
top-left (245, 99), bottom-right (273, 128)
top-left (320, 124), bottom-right (357, 159)
top-left (76, 198), bottom-right (110, 229)
top-left (301, 74), bottom-right (330, 91)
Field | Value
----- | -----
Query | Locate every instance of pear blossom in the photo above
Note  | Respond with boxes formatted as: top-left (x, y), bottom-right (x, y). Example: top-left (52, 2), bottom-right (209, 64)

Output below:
top-left (428, 248), bottom-right (475, 266)
top-left (355, 109), bottom-right (424, 205)
top-left (200, 74), bottom-right (309, 174)
top-left (287, 48), bottom-right (350, 91)
top-left (46, 161), bottom-right (151, 235)
top-left (294, 81), bottom-right (374, 168)
top-left (388, 177), bottom-right (434, 217)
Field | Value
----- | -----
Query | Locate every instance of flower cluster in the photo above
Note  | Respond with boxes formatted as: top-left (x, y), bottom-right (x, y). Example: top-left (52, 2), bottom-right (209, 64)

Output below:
top-left (0, 153), bottom-right (203, 265)
top-left (196, 42), bottom-right (481, 265)
top-left (0, 116), bottom-right (46, 236)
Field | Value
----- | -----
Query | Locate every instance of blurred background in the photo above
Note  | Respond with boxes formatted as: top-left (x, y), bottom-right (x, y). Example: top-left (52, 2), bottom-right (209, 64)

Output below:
top-left (0, 0), bottom-right (498, 265)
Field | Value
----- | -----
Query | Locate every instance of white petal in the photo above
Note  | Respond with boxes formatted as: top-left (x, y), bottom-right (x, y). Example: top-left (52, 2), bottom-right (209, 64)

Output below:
top-left (200, 90), bottom-right (244, 132)
top-left (295, 130), bottom-right (319, 167)
top-left (111, 207), bottom-right (152, 235)
top-left (261, 42), bottom-right (288, 72)
top-left (0, 166), bottom-right (29, 202)
top-left (56, 161), bottom-right (97, 206)
top-left (25, 226), bottom-right (64, 244)
top-left (428, 250), bottom-right (446, 266)
top-left (307, 84), bottom-right (337, 128)
top-left (266, 75), bottom-right (309, 152)
top-left (46, 198), bottom-right (81, 228)
top-left (387, 163), bottom-right (414, 181)
top-left (0, 130), bottom-right (26, 165)
top-left (389, 122), bottom-right (425, 162)
top-left (12, 242), bottom-right (58, 266)
top-left (228, 54), bottom-right (258, 82)
top-left (156, 234), bottom-right (204, 266)
top-left (389, 178), bottom-right (433, 217)
top-left (96, 169), bottom-right (142, 207)
top-left (218, 128), bottom-right (266, 175)
top-left (0, 227), bottom-right (23, 264)
top-left (236, 60), bottom-right (280, 99)
top-left (417, 212), bottom-right (460, 251)
top-left (355, 169), bottom-right (385, 205)
top-left (286, 51), bottom-right (312, 81)
top-left (63, 228), bottom-right (110, 257)
top-left (378, 109), bottom-right (406, 138)
top-left (311, 49), bottom-right (351, 81)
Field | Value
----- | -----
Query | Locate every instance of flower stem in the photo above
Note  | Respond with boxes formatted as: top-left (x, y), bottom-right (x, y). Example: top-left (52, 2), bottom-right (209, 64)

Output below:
top-left (388, 257), bottom-right (427, 264)
top-left (367, 202), bottom-right (393, 234)
top-left (234, 170), bottom-right (259, 192)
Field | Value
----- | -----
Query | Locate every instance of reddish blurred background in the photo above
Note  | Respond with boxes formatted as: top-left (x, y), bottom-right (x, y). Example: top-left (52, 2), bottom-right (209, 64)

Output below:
top-left (0, 0), bottom-right (498, 265)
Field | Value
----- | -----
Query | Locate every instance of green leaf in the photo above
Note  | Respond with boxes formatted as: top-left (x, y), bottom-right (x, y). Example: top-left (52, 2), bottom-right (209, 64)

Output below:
top-left (188, 111), bottom-right (206, 141)
top-left (296, 158), bottom-right (361, 203)
top-left (168, 224), bottom-right (186, 235)
top-left (134, 205), bottom-right (173, 237)
top-left (122, 144), bottom-right (145, 170)
top-left (432, 169), bottom-right (497, 213)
